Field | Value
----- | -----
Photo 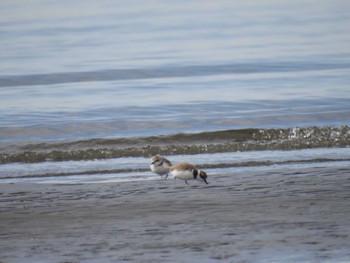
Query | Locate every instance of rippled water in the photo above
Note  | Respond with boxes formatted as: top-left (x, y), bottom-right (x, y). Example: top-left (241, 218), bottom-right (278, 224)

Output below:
top-left (0, 0), bottom-right (350, 182)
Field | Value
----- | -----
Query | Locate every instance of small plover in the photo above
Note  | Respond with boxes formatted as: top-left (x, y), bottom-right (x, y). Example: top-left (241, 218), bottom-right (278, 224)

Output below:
top-left (169, 162), bottom-right (208, 185)
top-left (150, 154), bottom-right (172, 180)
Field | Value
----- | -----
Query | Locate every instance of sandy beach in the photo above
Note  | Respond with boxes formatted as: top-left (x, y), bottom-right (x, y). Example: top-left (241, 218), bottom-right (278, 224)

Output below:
top-left (1, 164), bottom-right (350, 263)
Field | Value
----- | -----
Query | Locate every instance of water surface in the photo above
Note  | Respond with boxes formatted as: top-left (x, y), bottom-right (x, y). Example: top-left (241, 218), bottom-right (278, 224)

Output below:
top-left (0, 0), bottom-right (349, 181)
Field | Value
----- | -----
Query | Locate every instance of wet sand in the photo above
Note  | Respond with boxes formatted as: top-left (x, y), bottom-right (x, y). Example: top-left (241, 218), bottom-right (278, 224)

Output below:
top-left (1, 165), bottom-right (350, 263)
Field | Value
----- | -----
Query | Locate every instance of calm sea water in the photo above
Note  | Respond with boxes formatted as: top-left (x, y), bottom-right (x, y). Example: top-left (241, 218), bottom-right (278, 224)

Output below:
top-left (0, 0), bottom-right (350, 182)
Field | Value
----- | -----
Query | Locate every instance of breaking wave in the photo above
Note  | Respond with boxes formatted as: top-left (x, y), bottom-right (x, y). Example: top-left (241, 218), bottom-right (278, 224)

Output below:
top-left (0, 125), bottom-right (349, 164)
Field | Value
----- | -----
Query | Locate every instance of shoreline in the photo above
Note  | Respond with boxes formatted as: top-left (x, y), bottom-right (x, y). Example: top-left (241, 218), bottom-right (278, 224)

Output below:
top-left (1, 165), bottom-right (350, 262)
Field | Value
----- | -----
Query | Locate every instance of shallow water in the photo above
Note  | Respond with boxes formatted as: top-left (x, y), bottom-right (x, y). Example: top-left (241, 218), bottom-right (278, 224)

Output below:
top-left (1, 147), bottom-right (349, 184)
top-left (0, 0), bottom-right (350, 182)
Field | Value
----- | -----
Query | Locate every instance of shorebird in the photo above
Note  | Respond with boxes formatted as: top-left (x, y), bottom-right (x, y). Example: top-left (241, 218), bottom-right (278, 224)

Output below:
top-left (169, 162), bottom-right (208, 185)
top-left (150, 154), bottom-right (172, 180)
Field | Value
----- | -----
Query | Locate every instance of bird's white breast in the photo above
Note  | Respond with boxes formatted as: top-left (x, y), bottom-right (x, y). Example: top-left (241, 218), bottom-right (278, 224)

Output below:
top-left (171, 169), bottom-right (194, 180)
top-left (151, 164), bottom-right (169, 175)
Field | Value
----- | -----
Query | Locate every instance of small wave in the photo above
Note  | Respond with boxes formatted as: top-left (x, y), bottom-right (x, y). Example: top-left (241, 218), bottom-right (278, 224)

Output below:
top-left (0, 125), bottom-right (349, 164)
top-left (1, 62), bottom-right (349, 87)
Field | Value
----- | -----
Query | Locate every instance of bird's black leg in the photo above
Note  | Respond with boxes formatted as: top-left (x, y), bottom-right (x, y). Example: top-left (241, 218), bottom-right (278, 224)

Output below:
top-left (185, 180), bottom-right (189, 185)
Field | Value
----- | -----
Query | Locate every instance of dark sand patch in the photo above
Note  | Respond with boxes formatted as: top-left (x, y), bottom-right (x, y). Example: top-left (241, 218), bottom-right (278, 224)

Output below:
top-left (0, 165), bottom-right (350, 262)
